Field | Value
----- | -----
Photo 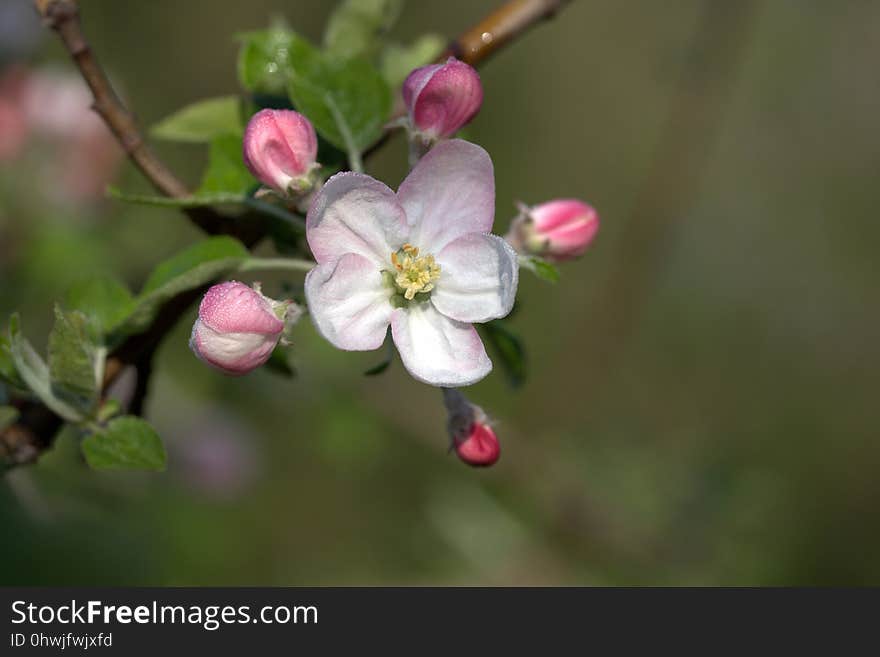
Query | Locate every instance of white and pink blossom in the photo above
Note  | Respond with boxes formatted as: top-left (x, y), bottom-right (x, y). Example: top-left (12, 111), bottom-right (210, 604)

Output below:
top-left (304, 140), bottom-right (518, 387)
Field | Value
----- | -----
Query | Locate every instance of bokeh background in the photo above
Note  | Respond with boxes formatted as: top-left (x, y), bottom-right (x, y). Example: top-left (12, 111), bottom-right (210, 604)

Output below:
top-left (1, 0), bottom-right (878, 585)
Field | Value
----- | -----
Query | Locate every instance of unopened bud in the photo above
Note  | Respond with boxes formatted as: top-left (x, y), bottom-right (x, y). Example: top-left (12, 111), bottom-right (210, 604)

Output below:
top-left (509, 199), bottom-right (599, 263)
top-left (190, 281), bottom-right (288, 376)
top-left (403, 57), bottom-right (483, 142)
top-left (242, 109), bottom-right (319, 196)
top-left (442, 388), bottom-right (500, 467)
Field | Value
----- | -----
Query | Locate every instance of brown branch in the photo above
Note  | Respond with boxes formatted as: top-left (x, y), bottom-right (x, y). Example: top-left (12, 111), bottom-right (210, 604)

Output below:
top-left (365, 0), bottom-right (574, 159)
top-left (444, 0), bottom-right (573, 65)
top-left (1, 0), bottom-right (576, 468)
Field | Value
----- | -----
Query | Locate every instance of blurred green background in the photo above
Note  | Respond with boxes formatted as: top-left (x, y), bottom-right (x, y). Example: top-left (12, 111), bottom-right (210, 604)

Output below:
top-left (1, 0), bottom-right (878, 585)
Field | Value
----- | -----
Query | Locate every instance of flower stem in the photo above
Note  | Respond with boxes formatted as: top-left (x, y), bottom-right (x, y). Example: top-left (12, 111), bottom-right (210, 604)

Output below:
top-left (238, 258), bottom-right (315, 273)
top-left (325, 93), bottom-right (364, 173)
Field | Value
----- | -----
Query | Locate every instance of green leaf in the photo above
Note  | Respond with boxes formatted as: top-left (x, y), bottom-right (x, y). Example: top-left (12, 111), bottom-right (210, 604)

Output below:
top-left (151, 96), bottom-right (245, 143)
top-left (479, 321), bottom-right (527, 388)
top-left (198, 133), bottom-right (257, 195)
top-left (380, 34), bottom-right (446, 90)
top-left (237, 23), bottom-right (304, 95)
top-left (0, 405), bottom-right (19, 432)
top-left (0, 333), bottom-right (25, 389)
top-left (324, 0), bottom-right (404, 60)
top-left (519, 255), bottom-right (560, 283)
top-left (141, 236), bottom-right (250, 296)
top-left (363, 358), bottom-right (392, 376)
top-left (196, 135), bottom-right (256, 197)
top-left (7, 314), bottom-right (84, 422)
top-left (122, 237), bottom-right (250, 333)
top-left (288, 43), bottom-right (392, 152)
top-left (64, 276), bottom-right (136, 336)
top-left (81, 415), bottom-right (167, 471)
top-left (48, 306), bottom-right (104, 414)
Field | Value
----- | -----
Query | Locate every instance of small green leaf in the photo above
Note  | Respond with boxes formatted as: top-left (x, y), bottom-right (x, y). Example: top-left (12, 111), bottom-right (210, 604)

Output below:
top-left (141, 236), bottom-right (250, 296)
top-left (198, 133), bottom-right (257, 195)
top-left (48, 306), bottom-right (104, 414)
top-left (519, 255), bottom-right (560, 283)
top-left (288, 44), bottom-right (392, 152)
top-left (122, 237), bottom-right (250, 333)
top-left (480, 321), bottom-right (527, 388)
top-left (81, 415), bottom-right (167, 471)
top-left (237, 23), bottom-right (305, 95)
top-left (0, 405), bottom-right (19, 432)
top-left (7, 314), bottom-right (84, 422)
top-left (380, 34), bottom-right (446, 90)
top-left (363, 358), bottom-right (392, 376)
top-left (0, 333), bottom-right (25, 389)
top-left (151, 96), bottom-right (245, 143)
top-left (64, 276), bottom-right (136, 336)
top-left (324, 0), bottom-right (404, 60)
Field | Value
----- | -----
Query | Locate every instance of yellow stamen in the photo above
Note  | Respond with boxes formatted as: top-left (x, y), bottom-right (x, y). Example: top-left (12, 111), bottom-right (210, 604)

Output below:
top-left (390, 247), bottom-right (441, 301)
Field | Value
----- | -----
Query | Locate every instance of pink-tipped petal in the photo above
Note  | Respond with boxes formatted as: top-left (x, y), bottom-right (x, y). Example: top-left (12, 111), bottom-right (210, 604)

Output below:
top-left (408, 58), bottom-right (483, 139)
top-left (527, 199), bottom-right (599, 261)
top-left (398, 139), bottom-right (495, 252)
top-left (307, 171), bottom-right (409, 266)
top-left (432, 233), bottom-right (519, 323)
top-left (198, 281), bottom-right (284, 335)
top-left (305, 252), bottom-right (393, 351)
top-left (402, 63), bottom-right (442, 110)
top-left (390, 304), bottom-right (491, 387)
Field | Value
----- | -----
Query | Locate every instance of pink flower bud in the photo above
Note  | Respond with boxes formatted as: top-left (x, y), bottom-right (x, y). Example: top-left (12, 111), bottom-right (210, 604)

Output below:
top-left (513, 199), bottom-right (599, 262)
top-left (443, 388), bottom-right (500, 467)
top-left (403, 57), bottom-right (483, 141)
top-left (454, 421), bottom-right (501, 467)
top-left (242, 109), bottom-right (318, 195)
top-left (190, 281), bottom-right (286, 376)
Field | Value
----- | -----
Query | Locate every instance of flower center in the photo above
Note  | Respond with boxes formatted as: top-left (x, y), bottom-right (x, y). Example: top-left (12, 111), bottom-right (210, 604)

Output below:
top-left (388, 243), bottom-right (441, 301)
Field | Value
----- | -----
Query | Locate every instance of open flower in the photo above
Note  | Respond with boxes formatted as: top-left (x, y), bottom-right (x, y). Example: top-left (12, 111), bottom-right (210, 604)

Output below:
top-left (304, 140), bottom-right (518, 387)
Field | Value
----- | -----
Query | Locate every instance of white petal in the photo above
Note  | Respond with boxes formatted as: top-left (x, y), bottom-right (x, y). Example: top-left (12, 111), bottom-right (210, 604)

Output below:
top-left (390, 304), bottom-right (491, 387)
top-left (305, 253), bottom-right (392, 351)
top-left (397, 139), bottom-right (495, 252)
top-left (432, 233), bottom-right (519, 323)
top-left (306, 171), bottom-right (409, 266)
